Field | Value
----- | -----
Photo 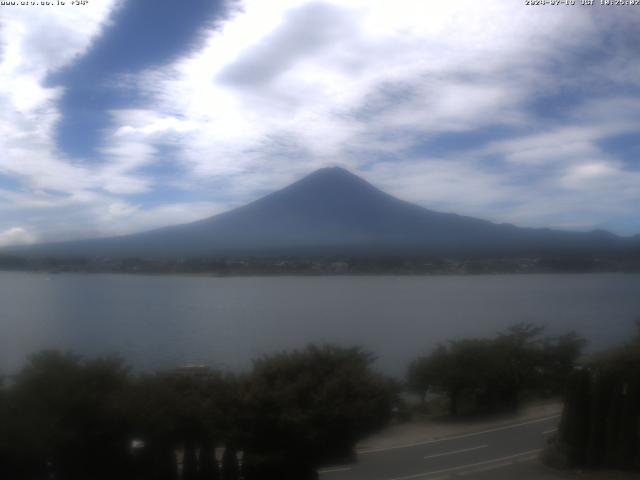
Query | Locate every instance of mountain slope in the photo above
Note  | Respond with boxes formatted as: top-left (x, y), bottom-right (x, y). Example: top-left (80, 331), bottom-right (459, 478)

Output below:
top-left (6, 167), bottom-right (637, 258)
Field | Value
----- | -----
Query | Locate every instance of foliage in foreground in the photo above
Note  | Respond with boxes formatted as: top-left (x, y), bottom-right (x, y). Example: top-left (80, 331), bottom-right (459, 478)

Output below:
top-left (0, 346), bottom-right (395, 480)
top-left (550, 325), bottom-right (640, 471)
top-left (407, 323), bottom-right (586, 416)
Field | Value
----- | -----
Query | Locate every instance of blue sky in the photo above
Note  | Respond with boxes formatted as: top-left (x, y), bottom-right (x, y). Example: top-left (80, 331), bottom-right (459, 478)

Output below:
top-left (1, 0), bottom-right (639, 246)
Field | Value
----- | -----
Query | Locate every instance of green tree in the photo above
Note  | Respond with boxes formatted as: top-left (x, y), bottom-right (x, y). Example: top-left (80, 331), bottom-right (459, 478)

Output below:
top-left (539, 331), bottom-right (587, 395)
top-left (407, 355), bottom-right (434, 407)
top-left (410, 324), bottom-right (585, 416)
top-left (5, 351), bottom-right (132, 480)
top-left (241, 345), bottom-right (394, 480)
top-left (555, 326), bottom-right (640, 470)
top-left (410, 340), bottom-right (499, 416)
top-left (492, 323), bottom-right (546, 411)
top-left (127, 368), bottom-right (238, 480)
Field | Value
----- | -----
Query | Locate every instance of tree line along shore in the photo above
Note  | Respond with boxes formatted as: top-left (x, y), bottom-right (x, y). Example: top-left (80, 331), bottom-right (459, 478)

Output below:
top-left (1, 254), bottom-right (639, 275)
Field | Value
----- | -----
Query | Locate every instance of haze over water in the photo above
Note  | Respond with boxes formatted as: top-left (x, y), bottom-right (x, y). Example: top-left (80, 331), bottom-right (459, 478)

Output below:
top-left (1, 271), bottom-right (639, 376)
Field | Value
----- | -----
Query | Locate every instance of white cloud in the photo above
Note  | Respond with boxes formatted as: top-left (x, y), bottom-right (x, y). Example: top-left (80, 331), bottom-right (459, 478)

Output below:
top-left (0, 227), bottom-right (35, 247)
top-left (0, 1), bottom-right (124, 193)
top-left (125, 0), bottom-right (594, 179)
top-left (95, 201), bottom-right (227, 236)
top-left (0, 0), bottom-right (169, 239)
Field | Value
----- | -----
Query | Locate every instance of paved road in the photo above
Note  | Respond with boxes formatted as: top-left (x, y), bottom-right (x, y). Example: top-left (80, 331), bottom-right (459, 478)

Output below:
top-left (318, 414), bottom-right (560, 480)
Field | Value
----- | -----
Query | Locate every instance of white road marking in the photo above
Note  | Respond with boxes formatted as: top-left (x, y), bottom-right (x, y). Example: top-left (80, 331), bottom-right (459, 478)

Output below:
top-left (459, 461), bottom-right (512, 475)
top-left (387, 449), bottom-right (542, 480)
top-left (516, 454), bottom-right (540, 463)
top-left (542, 428), bottom-right (557, 435)
top-left (318, 466), bottom-right (352, 474)
top-left (423, 444), bottom-right (488, 460)
top-left (359, 414), bottom-right (560, 455)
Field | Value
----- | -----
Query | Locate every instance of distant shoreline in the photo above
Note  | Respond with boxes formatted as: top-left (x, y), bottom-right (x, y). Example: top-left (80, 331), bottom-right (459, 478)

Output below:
top-left (2, 252), bottom-right (639, 276)
top-left (1, 268), bottom-right (639, 278)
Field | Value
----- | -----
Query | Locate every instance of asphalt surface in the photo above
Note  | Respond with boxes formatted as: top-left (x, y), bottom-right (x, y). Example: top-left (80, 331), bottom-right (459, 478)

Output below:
top-left (318, 414), bottom-right (561, 480)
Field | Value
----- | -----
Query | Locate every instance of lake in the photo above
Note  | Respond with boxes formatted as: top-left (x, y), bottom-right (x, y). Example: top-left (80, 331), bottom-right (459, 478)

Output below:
top-left (1, 272), bottom-right (639, 376)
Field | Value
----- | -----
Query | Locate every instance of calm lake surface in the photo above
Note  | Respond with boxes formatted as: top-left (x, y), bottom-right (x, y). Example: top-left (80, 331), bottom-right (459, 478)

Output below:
top-left (1, 272), bottom-right (639, 376)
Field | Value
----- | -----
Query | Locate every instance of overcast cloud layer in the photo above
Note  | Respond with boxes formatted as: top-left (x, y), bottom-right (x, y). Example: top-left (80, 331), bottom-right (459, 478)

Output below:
top-left (1, 0), bottom-right (639, 246)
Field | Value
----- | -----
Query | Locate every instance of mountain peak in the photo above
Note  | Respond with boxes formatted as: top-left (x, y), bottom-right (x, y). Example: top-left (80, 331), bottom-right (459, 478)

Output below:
top-left (307, 166), bottom-right (357, 178)
top-left (282, 167), bottom-right (384, 199)
top-left (295, 166), bottom-right (367, 185)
